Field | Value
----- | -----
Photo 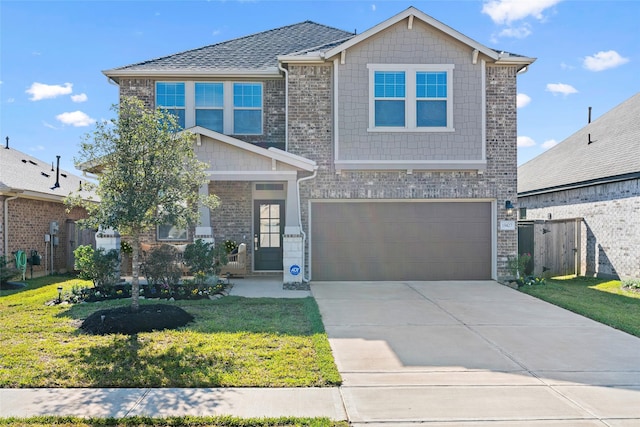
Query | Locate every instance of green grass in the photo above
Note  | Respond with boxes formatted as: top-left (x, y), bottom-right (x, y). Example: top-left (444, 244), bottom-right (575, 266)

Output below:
top-left (0, 276), bottom-right (341, 388)
top-left (0, 416), bottom-right (349, 426)
top-left (518, 276), bottom-right (640, 337)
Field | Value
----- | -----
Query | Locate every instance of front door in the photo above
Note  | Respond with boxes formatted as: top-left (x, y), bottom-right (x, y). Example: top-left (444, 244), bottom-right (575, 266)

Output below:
top-left (253, 200), bottom-right (285, 270)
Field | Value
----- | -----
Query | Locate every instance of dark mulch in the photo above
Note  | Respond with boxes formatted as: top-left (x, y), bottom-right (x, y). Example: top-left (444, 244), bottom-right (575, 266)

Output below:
top-left (81, 304), bottom-right (194, 335)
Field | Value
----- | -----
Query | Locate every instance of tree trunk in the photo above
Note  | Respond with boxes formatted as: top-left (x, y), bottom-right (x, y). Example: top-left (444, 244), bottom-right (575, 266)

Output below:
top-left (131, 232), bottom-right (141, 312)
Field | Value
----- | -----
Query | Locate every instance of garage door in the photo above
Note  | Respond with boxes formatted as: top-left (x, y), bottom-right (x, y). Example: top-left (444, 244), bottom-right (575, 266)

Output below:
top-left (311, 201), bottom-right (492, 281)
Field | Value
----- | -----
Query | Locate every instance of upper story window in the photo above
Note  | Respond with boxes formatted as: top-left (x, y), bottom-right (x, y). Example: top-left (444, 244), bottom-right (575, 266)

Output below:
top-left (155, 81), bottom-right (263, 135)
top-left (156, 82), bottom-right (186, 128)
top-left (368, 64), bottom-right (454, 132)
top-left (195, 83), bottom-right (224, 133)
top-left (233, 83), bottom-right (263, 135)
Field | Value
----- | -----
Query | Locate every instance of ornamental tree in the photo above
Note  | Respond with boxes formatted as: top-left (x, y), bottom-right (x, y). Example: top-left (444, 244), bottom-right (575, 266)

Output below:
top-left (68, 96), bottom-right (218, 311)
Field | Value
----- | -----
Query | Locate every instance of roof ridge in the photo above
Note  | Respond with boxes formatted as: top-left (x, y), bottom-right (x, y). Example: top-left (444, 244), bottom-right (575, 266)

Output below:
top-left (111, 20), bottom-right (352, 71)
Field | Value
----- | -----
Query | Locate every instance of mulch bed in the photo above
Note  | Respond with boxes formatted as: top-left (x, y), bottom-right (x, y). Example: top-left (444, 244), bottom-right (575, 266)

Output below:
top-left (80, 304), bottom-right (194, 335)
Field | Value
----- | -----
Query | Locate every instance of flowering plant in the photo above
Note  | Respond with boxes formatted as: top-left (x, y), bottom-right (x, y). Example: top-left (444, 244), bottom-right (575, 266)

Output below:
top-left (224, 239), bottom-right (238, 254)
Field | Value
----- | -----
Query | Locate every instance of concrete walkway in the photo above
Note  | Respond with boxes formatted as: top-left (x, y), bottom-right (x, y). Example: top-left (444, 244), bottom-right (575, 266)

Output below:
top-left (2, 279), bottom-right (640, 425)
top-left (311, 280), bottom-right (640, 426)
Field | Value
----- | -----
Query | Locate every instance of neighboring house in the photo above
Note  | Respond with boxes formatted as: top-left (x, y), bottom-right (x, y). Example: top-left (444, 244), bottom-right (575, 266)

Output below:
top-left (103, 7), bottom-right (534, 284)
top-left (518, 92), bottom-right (640, 280)
top-left (0, 144), bottom-right (95, 277)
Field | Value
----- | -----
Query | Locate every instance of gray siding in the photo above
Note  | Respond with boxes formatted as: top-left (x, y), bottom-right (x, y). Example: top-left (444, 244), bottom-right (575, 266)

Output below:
top-left (519, 179), bottom-right (640, 280)
top-left (336, 19), bottom-right (484, 161)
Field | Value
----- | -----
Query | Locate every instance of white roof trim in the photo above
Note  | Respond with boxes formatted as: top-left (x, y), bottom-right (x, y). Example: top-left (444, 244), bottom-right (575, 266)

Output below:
top-left (186, 126), bottom-right (316, 172)
top-left (103, 68), bottom-right (282, 79)
top-left (324, 7), bottom-right (500, 61)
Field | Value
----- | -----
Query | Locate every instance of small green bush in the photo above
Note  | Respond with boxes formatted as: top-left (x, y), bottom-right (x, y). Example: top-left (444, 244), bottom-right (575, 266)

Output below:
top-left (73, 245), bottom-right (120, 290)
top-left (622, 278), bottom-right (640, 291)
top-left (0, 255), bottom-right (19, 285)
top-left (141, 245), bottom-right (182, 287)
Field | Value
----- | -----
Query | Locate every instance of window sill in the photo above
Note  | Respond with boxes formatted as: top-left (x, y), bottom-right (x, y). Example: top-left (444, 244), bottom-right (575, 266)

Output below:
top-left (367, 127), bottom-right (455, 133)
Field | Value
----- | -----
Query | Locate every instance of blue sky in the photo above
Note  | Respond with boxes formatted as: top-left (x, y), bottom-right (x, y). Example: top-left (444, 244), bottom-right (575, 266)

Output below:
top-left (1, 0), bottom-right (638, 173)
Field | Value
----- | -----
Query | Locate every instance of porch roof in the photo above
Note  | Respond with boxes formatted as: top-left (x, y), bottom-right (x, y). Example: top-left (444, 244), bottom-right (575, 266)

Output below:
top-left (188, 126), bottom-right (317, 178)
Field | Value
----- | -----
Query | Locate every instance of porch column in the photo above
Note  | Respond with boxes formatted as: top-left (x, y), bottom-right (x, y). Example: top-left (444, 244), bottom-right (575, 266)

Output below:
top-left (195, 183), bottom-right (214, 244)
top-left (284, 177), bottom-right (300, 235)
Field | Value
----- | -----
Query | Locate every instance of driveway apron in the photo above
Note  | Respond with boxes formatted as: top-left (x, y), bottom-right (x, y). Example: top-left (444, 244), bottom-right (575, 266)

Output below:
top-left (311, 281), bottom-right (640, 426)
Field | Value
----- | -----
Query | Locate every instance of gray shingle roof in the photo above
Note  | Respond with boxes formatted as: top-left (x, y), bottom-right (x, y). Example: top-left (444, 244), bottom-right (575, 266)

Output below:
top-left (108, 21), bottom-right (355, 73)
top-left (0, 147), bottom-right (94, 200)
top-left (518, 92), bottom-right (640, 195)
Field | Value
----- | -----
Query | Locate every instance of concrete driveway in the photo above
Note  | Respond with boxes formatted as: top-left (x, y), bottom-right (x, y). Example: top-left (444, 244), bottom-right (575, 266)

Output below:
top-left (311, 281), bottom-right (640, 426)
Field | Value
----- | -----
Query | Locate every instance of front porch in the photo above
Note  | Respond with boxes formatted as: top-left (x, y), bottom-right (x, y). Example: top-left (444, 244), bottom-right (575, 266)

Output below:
top-left (191, 127), bottom-right (317, 286)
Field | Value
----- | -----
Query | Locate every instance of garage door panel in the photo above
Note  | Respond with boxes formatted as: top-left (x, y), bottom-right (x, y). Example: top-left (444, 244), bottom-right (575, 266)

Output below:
top-left (311, 201), bottom-right (491, 281)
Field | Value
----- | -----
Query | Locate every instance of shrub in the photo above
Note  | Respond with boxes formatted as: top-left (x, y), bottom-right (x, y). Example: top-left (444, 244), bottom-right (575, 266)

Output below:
top-left (622, 278), bottom-right (640, 291)
top-left (507, 253), bottom-right (531, 279)
top-left (141, 245), bottom-right (182, 287)
top-left (0, 255), bottom-right (19, 285)
top-left (184, 239), bottom-right (228, 281)
top-left (73, 245), bottom-right (120, 290)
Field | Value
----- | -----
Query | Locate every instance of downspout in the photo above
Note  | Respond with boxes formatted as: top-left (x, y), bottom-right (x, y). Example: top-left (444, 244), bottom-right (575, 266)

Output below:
top-left (277, 62), bottom-right (289, 151)
top-left (296, 167), bottom-right (318, 282)
top-left (3, 193), bottom-right (21, 257)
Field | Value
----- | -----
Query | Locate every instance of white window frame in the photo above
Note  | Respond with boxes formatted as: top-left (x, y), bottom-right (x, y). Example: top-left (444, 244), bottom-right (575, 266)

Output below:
top-left (367, 64), bottom-right (454, 132)
top-left (156, 81), bottom-right (264, 136)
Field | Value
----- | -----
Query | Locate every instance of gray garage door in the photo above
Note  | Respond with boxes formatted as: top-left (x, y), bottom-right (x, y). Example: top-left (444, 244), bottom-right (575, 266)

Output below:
top-left (311, 201), bottom-right (492, 281)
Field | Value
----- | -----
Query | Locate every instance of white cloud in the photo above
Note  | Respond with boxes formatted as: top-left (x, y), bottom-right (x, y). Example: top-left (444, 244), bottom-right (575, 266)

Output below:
top-left (517, 93), bottom-right (531, 108)
top-left (29, 145), bottom-right (46, 152)
top-left (482, 0), bottom-right (562, 25)
top-left (517, 136), bottom-right (536, 147)
top-left (43, 121), bottom-right (59, 130)
top-left (371, 4), bottom-right (376, 11)
top-left (55, 111), bottom-right (95, 127)
top-left (7, 98), bottom-right (15, 103)
top-left (498, 24), bottom-right (532, 39)
top-left (560, 62), bottom-right (575, 71)
top-left (542, 139), bottom-right (559, 149)
top-left (583, 50), bottom-right (629, 72)
top-left (546, 83), bottom-right (578, 96)
top-left (71, 93), bottom-right (88, 103)
top-left (26, 82), bottom-right (73, 101)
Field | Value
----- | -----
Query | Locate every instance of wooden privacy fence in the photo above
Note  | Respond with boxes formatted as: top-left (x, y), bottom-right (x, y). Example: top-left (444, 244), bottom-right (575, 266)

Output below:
top-left (518, 218), bottom-right (582, 278)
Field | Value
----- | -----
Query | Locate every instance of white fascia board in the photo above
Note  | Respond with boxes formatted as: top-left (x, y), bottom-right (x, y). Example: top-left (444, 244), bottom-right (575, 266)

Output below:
top-left (324, 6), bottom-right (499, 61)
top-left (334, 159), bottom-right (487, 171)
top-left (103, 68), bottom-right (282, 80)
top-left (205, 170), bottom-right (298, 181)
top-left (277, 55), bottom-right (325, 64)
top-left (494, 55), bottom-right (537, 67)
top-left (188, 127), bottom-right (316, 172)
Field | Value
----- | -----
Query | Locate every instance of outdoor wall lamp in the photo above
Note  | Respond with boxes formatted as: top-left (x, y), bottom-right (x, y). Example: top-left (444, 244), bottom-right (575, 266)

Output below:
top-left (505, 200), bottom-right (514, 216)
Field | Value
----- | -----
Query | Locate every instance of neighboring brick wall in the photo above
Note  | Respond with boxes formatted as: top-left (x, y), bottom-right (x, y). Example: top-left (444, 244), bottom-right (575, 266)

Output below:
top-left (288, 63), bottom-right (519, 281)
top-left (119, 78), bottom-right (155, 107)
top-left (2, 197), bottom-right (88, 275)
top-left (519, 178), bottom-right (640, 279)
top-left (209, 181), bottom-right (253, 268)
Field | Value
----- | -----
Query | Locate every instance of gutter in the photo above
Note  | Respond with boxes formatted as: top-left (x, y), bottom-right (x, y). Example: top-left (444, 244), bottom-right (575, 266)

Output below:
top-left (296, 167), bottom-right (318, 283)
top-left (518, 171), bottom-right (640, 198)
top-left (277, 62), bottom-right (289, 152)
top-left (3, 190), bottom-right (23, 258)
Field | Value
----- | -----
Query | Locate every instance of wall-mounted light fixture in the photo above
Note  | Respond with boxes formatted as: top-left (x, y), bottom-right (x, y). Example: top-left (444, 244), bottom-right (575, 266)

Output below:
top-left (505, 200), bottom-right (514, 216)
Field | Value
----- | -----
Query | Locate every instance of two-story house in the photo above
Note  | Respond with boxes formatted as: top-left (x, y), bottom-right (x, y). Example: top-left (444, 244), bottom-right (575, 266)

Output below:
top-left (103, 7), bottom-right (534, 285)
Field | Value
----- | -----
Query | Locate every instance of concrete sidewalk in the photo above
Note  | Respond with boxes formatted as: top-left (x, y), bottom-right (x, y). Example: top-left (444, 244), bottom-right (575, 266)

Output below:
top-left (312, 280), bottom-right (640, 426)
top-left (0, 387), bottom-right (345, 419)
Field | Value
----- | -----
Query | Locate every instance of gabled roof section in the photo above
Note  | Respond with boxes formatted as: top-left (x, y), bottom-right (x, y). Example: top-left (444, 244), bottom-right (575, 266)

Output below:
top-left (323, 6), bottom-right (534, 67)
top-left (104, 21), bottom-right (354, 79)
top-left (518, 92), bottom-right (640, 196)
top-left (189, 126), bottom-right (316, 172)
top-left (0, 147), bottom-right (95, 202)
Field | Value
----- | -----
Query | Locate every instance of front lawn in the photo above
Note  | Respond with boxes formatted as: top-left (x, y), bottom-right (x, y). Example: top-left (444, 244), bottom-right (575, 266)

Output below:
top-left (518, 276), bottom-right (640, 338)
top-left (0, 276), bottom-right (341, 388)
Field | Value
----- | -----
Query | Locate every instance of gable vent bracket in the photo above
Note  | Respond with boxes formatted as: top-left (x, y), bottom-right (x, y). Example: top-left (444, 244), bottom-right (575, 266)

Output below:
top-left (271, 158), bottom-right (277, 171)
top-left (408, 15), bottom-right (414, 30)
top-left (340, 50), bottom-right (346, 65)
top-left (472, 49), bottom-right (479, 65)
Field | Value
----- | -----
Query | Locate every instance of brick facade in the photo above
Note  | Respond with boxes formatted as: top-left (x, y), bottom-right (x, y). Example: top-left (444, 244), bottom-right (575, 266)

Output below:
top-left (289, 64), bottom-right (519, 280)
top-left (0, 196), bottom-right (88, 276)
top-left (519, 178), bottom-right (640, 279)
